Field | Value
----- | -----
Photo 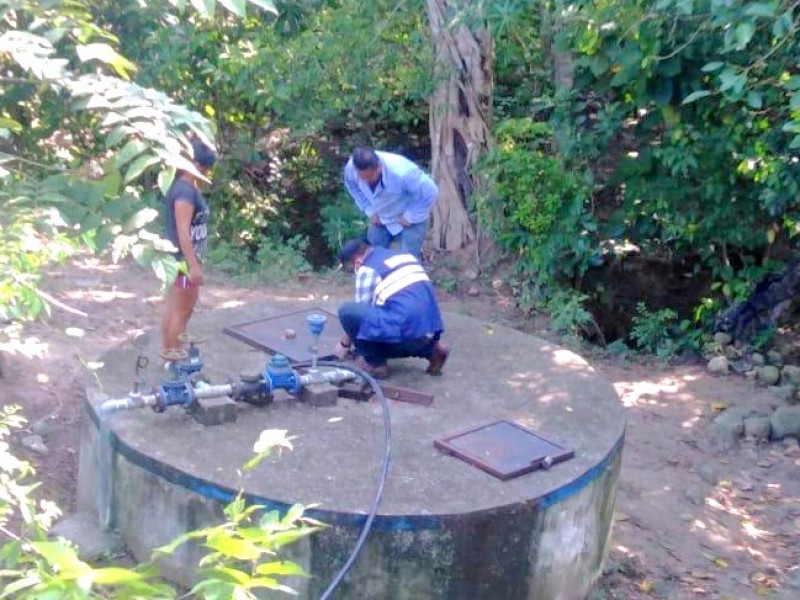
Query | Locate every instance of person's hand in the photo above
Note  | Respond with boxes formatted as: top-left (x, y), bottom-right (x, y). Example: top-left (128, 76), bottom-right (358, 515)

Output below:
top-left (370, 213), bottom-right (381, 225)
top-left (188, 263), bottom-right (204, 286)
top-left (333, 340), bottom-right (351, 360)
top-left (398, 217), bottom-right (412, 227)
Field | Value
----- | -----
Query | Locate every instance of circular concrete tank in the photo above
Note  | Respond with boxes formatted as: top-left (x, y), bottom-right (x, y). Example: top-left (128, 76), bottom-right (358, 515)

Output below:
top-left (78, 302), bottom-right (625, 600)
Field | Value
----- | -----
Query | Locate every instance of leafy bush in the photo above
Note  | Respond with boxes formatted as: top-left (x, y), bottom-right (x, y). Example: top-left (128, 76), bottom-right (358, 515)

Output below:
top-left (320, 192), bottom-right (368, 255)
top-left (545, 290), bottom-right (595, 337)
top-left (208, 233), bottom-right (312, 284)
top-left (630, 302), bottom-right (680, 358)
top-left (1, 405), bottom-right (319, 599)
top-left (475, 118), bottom-right (596, 290)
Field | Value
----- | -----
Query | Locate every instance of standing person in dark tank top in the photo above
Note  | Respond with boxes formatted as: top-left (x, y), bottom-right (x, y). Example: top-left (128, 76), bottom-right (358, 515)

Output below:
top-left (161, 136), bottom-right (216, 352)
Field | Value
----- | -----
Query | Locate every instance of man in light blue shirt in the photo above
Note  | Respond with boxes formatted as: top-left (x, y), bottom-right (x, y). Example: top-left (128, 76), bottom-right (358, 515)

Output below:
top-left (344, 146), bottom-right (438, 259)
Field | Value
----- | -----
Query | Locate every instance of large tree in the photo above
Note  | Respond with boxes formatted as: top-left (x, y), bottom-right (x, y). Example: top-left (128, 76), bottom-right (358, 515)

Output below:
top-left (425, 0), bottom-right (493, 251)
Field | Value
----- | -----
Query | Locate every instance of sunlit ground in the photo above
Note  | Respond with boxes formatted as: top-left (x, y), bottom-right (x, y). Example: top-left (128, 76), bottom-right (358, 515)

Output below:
top-left (606, 367), bottom-right (799, 596)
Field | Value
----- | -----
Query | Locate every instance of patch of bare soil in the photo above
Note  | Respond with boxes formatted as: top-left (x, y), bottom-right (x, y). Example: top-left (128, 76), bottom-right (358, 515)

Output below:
top-left (2, 255), bottom-right (799, 599)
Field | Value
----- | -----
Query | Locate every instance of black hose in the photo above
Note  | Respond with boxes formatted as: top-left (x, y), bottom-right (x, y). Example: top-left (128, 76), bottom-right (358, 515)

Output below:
top-left (309, 360), bottom-right (392, 600)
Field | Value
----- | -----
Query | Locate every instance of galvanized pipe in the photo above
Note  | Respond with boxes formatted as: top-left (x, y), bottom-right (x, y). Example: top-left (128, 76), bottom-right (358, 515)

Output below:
top-left (193, 382), bottom-right (234, 399)
top-left (99, 394), bottom-right (157, 414)
top-left (98, 367), bottom-right (357, 415)
top-left (299, 368), bottom-right (357, 387)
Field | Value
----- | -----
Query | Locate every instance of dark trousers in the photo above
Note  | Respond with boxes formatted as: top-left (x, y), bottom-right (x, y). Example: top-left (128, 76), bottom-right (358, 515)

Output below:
top-left (338, 301), bottom-right (438, 367)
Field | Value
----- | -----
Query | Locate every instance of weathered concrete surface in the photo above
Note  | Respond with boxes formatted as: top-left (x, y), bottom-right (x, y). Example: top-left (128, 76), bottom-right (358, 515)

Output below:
top-left (78, 300), bottom-right (625, 599)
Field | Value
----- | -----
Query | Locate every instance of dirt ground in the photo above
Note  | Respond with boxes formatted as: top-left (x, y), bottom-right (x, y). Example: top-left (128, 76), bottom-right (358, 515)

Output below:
top-left (2, 254), bottom-right (799, 599)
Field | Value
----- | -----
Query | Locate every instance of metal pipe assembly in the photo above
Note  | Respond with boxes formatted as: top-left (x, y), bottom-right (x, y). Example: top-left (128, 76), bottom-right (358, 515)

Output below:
top-left (98, 313), bottom-right (359, 417)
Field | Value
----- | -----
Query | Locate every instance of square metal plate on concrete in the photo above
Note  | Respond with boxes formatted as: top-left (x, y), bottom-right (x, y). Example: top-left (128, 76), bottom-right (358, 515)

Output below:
top-left (223, 308), bottom-right (346, 363)
top-left (434, 420), bottom-right (574, 480)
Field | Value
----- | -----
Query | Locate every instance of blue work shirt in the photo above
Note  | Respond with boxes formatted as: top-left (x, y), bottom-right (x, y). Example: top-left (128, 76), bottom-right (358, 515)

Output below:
top-left (355, 247), bottom-right (444, 344)
top-left (344, 151), bottom-right (438, 236)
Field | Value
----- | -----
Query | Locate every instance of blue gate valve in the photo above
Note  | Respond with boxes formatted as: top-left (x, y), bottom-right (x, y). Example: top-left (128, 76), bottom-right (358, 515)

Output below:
top-left (264, 354), bottom-right (301, 395)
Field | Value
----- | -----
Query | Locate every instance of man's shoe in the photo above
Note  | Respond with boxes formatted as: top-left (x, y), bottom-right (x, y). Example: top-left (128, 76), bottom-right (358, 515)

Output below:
top-left (355, 356), bottom-right (390, 379)
top-left (426, 342), bottom-right (450, 375)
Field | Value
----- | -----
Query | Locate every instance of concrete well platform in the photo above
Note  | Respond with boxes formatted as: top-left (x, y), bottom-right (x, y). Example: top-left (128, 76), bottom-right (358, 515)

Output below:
top-left (78, 301), bottom-right (625, 600)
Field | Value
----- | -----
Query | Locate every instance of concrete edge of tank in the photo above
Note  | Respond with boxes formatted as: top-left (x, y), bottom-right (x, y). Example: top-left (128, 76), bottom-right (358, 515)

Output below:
top-left (78, 388), bottom-right (624, 599)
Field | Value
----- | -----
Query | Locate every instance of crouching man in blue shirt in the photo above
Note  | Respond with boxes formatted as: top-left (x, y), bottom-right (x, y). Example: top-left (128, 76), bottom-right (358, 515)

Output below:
top-left (344, 146), bottom-right (438, 259)
top-left (333, 238), bottom-right (450, 379)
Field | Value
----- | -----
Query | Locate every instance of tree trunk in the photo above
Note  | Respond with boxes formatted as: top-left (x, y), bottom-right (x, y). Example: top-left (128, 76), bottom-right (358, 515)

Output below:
top-left (425, 0), bottom-right (493, 251)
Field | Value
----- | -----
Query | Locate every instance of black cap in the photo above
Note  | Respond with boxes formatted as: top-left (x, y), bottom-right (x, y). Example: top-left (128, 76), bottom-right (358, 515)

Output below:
top-left (191, 137), bottom-right (216, 168)
top-left (339, 238), bottom-right (367, 264)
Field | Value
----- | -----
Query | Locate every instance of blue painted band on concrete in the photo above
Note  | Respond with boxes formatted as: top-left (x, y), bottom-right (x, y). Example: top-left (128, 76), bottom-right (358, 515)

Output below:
top-left (86, 400), bottom-right (624, 531)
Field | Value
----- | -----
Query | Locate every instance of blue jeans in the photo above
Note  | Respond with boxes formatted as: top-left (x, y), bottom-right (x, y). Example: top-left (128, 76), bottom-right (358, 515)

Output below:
top-left (338, 301), bottom-right (438, 367)
top-left (367, 220), bottom-right (428, 259)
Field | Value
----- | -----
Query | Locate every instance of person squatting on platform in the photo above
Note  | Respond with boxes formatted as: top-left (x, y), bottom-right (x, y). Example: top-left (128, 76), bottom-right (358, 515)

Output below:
top-left (333, 238), bottom-right (450, 379)
top-left (160, 136), bottom-right (216, 352)
top-left (343, 146), bottom-right (438, 260)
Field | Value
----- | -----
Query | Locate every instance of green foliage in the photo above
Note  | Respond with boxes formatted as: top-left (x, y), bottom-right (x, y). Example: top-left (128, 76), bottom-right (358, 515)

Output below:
top-left (0, 179), bottom-right (76, 320)
top-left (561, 0), bottom-right (800, 304)
top-left (544, 290), bottom-right (594, 337)
top-left (208, 233), bottom-right (312, 283)
top-left (1, 406), bottom-right (318, 599)
top-left (475, 117), bottom-right (596, 288)
top-left (630, 302), bottom-right (680, 358)
top-left (0, 0), bottom-right (275, 323)
top-left (0, 405), bottom-right (172, 598)
top-left (128, 0), bottom-right (432, 139)
top-left (320, 192), bottom-right (367, 255)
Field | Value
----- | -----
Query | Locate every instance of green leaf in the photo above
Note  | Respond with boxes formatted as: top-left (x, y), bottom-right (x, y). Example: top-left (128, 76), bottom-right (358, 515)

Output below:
top-left (114, 139), bottom-right (148, 169)
top-left (0, 117), bottom-right (23, 133)
top-left (76, 43), bottom-right (137, 79)
top-left (158, 167), bottom-right (176, 196)
top-left (734, 22), bottom-right (755, 49)
top-left (151, 254), bottom-right (180, 286)
top-left (198, 566), bottom-right (250, 584)
top-left (205, 535), bottom-right (262, 560)
top-left (773, 11), bottom-right (794, 38)
top-left (267, 526), bottom-right (320, 547)
top-left (744, 2), bottom-right (776, 18)
top-left (785, 76), bottom-right (800, 91)
top-left (102, 171), bottom-right (122, 196)
top-left (791, 92), bottom-right (800, 111)
top-left (282, 503), bottom-right (305, 526)
top-left (124, 207), bottom-right (159, 232)
top-left (681, 90), bottom-right (711, 105)
top-left (80, 212), bottom-right (103, 232)
top-left (94, 226), bottom-right (116, 252)
top-left (609, 48), bottom-right (642, 87)
top-left (719, 69), bottom-right (746, 94)
top-left (30, 541), bottom-right (85, 573)
top-left (90, 567), bottom-right (145, 585)
top-left (103, 196), bottom-right (136, 220)
top-left (1, 575), bottom-right (41, 597)
top-left (247, 0), bottom-right (278, 14)
top-left (701, 61), bottom-right (724, 73)
top-left (105, 126), bottom-right (129, 148)
top-left (218, 0), bottom-right (246, 17)
top-left (255, 561), bottom-right (307, 577)
top-left (245, 577), bottom-right (296, 593)
top-left (124, 153), bottom-right (161, 183)
top-left (746, 91), bottom-right (763, 109)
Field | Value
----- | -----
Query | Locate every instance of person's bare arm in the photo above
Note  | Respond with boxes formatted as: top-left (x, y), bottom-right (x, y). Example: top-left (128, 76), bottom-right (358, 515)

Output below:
top-left (174, 199), bottom-right (203, 285)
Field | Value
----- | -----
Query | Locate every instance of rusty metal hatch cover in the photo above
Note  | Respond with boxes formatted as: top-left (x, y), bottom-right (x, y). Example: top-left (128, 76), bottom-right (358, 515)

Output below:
top-left (223, 308), bottom-right (345, 363)
top-left (434, 420), bottom-right (574, 481)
